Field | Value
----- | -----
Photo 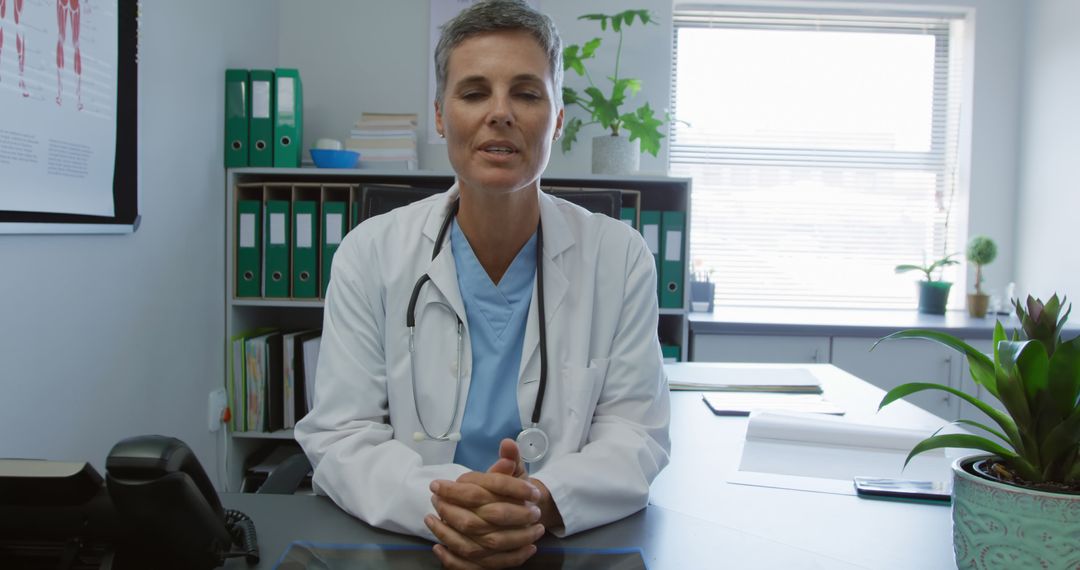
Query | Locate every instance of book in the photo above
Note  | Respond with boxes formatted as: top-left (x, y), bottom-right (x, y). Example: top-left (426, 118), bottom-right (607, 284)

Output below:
top-left (667, 362), bottom-right (823, 393)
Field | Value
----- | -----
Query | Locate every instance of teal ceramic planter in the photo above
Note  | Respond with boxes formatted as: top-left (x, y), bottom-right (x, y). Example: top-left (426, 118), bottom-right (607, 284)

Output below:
top-left (952, 455), bottom-right (1080, 569)
top-left (918, 281), bottom-right (953, 314)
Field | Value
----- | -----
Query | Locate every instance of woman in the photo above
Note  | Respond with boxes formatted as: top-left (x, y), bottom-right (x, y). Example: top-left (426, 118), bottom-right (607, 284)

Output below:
top-left (295, 1), bottom-right (670, 568)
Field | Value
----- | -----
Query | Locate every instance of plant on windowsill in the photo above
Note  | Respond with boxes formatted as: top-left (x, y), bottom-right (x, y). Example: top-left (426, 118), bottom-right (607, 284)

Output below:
top-left (561, 9), bottom-right (668, 175)
top-left (874, 293), bottom-right (1079, 569)
top-left (965, 235), bottom-right (998, 318)
top-left (894, 253), bottom-right (960, 315)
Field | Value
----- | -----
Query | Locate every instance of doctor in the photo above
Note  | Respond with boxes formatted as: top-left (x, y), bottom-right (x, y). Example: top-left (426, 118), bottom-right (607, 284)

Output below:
top-left (295, 1), bottom-right (670, 568)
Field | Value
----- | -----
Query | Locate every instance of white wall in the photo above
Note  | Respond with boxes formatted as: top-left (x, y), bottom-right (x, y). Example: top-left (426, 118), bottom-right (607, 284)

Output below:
top-left (1015, 0), bottom-right (1080, 301)
top-left (279, 0), bottom-right (673, 177)
top-left (0, 0), bottom-right (277, 479)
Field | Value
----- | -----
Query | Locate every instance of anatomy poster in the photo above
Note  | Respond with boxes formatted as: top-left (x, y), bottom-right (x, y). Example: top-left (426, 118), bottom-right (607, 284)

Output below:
top-left (0, 0), bottom-right (118, 217)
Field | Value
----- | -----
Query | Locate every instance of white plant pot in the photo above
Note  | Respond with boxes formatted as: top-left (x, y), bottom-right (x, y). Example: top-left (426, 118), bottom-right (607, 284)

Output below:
top-left (591, 134), bottom-right (640, 175)
top-left (952, 454), bottom-right (1080, 569)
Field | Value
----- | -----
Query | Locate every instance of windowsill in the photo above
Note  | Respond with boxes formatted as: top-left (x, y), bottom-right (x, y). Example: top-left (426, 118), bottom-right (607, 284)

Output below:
top-left (687, 306), bottom-right (1049, 339)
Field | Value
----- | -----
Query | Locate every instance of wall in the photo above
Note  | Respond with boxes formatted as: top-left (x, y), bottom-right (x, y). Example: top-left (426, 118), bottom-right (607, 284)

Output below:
top-left (1015, 0), bottom-right (1080, 300)
top-left (0, 0), bottom-right (277, 481)
top-left (278, 0), bottom-right (673, 178)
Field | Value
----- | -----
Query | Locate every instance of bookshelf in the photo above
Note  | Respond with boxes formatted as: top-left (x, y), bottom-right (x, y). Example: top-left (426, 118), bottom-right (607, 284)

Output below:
top-left (224, 167), bottom-right (692, 491)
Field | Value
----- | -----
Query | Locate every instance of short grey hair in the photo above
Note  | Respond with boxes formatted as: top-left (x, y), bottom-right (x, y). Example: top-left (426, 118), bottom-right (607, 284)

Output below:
top-left (434, 0), bottom-right (563, 107)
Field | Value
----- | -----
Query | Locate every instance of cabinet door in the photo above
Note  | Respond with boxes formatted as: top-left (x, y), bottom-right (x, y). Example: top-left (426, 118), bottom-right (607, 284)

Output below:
top-left (831, 336), bottom-right (957, 420)
top-left (692, 334), bottom-right (830, 363)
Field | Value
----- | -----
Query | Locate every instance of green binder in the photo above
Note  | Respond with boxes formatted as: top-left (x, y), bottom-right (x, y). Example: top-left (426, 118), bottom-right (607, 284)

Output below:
top-left (351, 200), bottom-right (361, 230)
top-left (661, 344), bottom-right (681, 363)
top-left (273, 68), bottom-right (303, 168)
top-left (660, 211), bottom-right (686, 309)
top-left (620, 206), bottom-right (637, 229)
top-left (639, 210), bottom-right (662, 303)
top-left (292, 200), bottom-right (318, 299)
top-left (249, 69), bottom-right (275, 167)
top-left (264, 200), bottom-right (291, 297)
top-left (224, 69), bottom-right (249, 167)
top-left (322, 200), bottom-right (346, 297)
top-left (235, 200), bottom-right (261, 297)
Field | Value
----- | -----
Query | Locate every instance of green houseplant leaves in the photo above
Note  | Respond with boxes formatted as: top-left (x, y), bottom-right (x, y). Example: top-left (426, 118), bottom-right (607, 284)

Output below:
top-left (876, 294), bottom-right (1080, 485)
top-left (561, 9), bottom-right (668, 157)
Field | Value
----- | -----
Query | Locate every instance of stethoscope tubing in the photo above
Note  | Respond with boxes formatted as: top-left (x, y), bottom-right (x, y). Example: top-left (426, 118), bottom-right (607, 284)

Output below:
top-left (406, 199), bottom-right (549, 456)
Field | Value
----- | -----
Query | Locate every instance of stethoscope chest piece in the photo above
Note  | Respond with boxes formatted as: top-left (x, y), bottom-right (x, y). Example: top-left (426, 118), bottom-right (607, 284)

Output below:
top-left (516, 425), bottom-right (549, 463)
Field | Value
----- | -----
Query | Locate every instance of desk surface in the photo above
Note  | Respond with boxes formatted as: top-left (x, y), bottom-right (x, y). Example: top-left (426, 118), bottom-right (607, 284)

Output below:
top-left (224, 364), bottom-right (955, 569)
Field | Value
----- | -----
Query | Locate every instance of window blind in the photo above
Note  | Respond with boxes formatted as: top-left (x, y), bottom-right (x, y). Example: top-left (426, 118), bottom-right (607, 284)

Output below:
top-left (671, 6), bottom-right (968, 309)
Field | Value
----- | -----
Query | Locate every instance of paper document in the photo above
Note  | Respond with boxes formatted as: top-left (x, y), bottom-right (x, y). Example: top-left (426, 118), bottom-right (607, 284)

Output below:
top-left (729, 412), bottom-right (958, 495)
top-left (667, 363), bottom-right (822, 393)
top-left (703, 393), bottom-right (844, 416)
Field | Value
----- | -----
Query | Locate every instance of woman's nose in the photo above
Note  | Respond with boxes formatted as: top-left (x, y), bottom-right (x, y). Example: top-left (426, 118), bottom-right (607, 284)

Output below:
top-left (487, 95), bottom-right (514, 127)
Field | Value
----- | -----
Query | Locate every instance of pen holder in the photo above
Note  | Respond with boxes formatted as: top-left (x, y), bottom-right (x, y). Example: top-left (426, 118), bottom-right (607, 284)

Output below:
top-left (690, 280), bottom-right (715, 313)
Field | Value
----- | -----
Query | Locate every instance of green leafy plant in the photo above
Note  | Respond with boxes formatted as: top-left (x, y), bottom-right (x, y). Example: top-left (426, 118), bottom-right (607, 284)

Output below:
top-left (876, 294), bottom-right (1080, 488)
top-left (561, 9), bottom-right (666, 156)
top-left (894, 253), bottom-right (960, 282)
top-left (965, 236), bottom-right (998, 295)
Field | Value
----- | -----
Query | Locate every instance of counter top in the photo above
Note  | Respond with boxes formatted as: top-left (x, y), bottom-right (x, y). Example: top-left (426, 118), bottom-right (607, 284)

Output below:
top-left (688, 306), bottom-right (1078, 339)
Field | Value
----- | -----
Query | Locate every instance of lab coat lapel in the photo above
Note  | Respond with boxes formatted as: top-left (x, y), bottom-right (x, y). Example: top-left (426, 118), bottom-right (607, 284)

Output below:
top-left (518, 192), bottom-right (571, 411)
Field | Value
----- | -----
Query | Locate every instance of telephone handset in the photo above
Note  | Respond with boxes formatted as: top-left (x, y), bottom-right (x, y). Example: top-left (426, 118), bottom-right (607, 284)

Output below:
top-left (105, 435), bottom-right (259, 569)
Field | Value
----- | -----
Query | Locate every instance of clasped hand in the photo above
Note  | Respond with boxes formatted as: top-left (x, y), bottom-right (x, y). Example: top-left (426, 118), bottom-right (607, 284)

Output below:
top-left (425, 439), bottom-right (545, 569)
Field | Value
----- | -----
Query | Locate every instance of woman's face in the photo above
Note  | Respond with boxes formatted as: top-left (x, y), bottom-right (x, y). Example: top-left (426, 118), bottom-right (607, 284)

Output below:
top-left (436, 30), bottom-right (564, 196)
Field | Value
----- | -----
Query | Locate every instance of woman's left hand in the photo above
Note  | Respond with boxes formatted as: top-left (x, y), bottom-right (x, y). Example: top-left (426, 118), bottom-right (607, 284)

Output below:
top-left (426, 440), bottom-right (546, 568)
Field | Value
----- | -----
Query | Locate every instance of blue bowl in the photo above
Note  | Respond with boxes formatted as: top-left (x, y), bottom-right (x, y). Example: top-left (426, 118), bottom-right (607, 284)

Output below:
top-left (310, 149), bottom-right (360, 169)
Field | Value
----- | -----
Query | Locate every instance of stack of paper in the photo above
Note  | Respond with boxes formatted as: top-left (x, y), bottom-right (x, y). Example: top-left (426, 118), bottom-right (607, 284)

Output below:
top-left (667, 363), bottom-right (822, 393)
top-left (729, 411), bottom-right (958, 495)
top-left (346, 112), bottom-right (418, 170)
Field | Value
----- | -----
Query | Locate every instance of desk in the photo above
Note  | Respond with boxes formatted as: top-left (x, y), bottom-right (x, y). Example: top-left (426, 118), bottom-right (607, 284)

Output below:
top-left (224, 364), bottom-right (954, 569)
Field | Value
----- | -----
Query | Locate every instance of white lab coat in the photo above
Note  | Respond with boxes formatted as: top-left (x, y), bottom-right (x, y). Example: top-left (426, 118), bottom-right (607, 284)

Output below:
top-left (295, 184), bottom-right (671, 540)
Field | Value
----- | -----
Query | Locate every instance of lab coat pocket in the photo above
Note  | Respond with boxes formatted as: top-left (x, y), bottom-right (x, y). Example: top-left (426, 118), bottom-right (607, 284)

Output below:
top-left (560, 358), bottom-right (608, 451)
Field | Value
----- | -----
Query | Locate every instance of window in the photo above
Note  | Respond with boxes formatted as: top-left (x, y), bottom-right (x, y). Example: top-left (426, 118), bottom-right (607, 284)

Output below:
top-left (671, 8), bottom-right (969, 309)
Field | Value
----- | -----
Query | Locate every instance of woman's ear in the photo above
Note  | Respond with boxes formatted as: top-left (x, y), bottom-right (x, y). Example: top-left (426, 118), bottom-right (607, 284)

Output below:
top-left (434, 100), bottom-right (445, 138)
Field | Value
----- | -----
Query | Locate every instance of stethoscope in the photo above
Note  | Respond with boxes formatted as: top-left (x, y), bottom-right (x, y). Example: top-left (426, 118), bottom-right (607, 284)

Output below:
top-left (406, 199), bottom-right (550, 463)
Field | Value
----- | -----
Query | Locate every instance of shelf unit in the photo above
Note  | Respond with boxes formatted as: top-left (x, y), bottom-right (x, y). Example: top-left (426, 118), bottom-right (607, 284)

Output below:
top-left (224, 167), bottom-right (691, 491)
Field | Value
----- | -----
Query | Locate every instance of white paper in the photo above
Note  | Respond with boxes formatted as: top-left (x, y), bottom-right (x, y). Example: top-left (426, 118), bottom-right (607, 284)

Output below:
top-left (252, 80), bottom-right (271, 119)
top-left (270, 213), bottom-right (286, 245)
top-left (296, 213), bottom-right (312, 248)
top-left (0, 0), bottom-right (120, 216)
top-left (277, 77), bottom-right (294, 113)
top-left (667, 363), bottom-right (820, 390)
top-left (665, 230), bottom-right (682, 261)
top-left (326, 213), bottom-right (343, 245)
top-left (303, 336), bottom-right (322, 412)
top-left (730, 412), bottom-right (958, 495)
top-left (239, 213), bottom-right (256, 248)
top-left (643, 225), bottom-right (660, 253)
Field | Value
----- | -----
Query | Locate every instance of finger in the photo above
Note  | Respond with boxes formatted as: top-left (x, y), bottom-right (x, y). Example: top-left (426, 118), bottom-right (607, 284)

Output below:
top-left (488, 457), bottom-right (517, 477)
top-left (469, 523), bottom-right (546, 554)
top-left (473, 543), bottom-right (540, 569)
top-left (434, 489), bottom-right (542, 531)
top-left (426, 514), bottom-right (487, 561)
top-left (456, 472), bottom-right (540, 503)
top-left (432, 494), bottom-right (499, 536)
top-left (497, 438), bottom-right (527, 478)
top-left (432, 544), bottom-right (483, 570)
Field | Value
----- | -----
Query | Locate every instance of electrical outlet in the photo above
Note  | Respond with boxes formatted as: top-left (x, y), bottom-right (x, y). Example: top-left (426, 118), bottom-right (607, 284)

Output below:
top-left (208, 388), bottom-right (227, 432)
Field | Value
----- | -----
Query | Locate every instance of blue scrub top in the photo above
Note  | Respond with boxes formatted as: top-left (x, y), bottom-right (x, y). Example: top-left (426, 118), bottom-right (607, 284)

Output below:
top-left (450, 219), bottom-right (537, 472)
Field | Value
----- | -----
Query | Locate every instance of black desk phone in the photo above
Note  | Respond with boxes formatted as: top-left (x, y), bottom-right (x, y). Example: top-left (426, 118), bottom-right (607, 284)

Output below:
top-left (0, 435), bottom-right (258, 570)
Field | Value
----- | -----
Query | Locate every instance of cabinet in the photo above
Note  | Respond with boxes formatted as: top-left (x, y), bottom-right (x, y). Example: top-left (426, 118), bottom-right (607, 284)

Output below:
top-left (224, 168), bottom-right (692, 491)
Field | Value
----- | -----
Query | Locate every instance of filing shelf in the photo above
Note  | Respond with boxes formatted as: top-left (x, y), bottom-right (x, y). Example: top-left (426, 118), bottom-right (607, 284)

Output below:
top-left (223, 167), bottom-right (692, 491)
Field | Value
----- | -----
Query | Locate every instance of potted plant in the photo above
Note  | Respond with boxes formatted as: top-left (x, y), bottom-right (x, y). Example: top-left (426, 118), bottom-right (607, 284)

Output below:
top-left (876, 294), bottom-right (1079, 569)
top-left (895, 253), bottom-right (960, 315)
top-left (561, 9), bottom-right (667, 174)
top-left (965, 236), bottom-right (998, 318)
